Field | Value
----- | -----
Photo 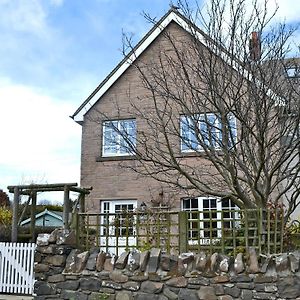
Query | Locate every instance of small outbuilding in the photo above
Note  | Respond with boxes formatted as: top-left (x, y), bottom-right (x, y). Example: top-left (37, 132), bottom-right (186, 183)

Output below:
top-left (20, 209), bottom-right (63, 228)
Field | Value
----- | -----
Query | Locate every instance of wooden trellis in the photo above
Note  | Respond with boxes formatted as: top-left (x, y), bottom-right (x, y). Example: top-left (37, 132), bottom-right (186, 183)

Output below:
top-left (7, 183), bottom-right (92, 242)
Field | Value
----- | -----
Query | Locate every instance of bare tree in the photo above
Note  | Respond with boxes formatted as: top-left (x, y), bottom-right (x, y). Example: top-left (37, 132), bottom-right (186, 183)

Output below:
top-left (91, 0), bottom-right (300, 218)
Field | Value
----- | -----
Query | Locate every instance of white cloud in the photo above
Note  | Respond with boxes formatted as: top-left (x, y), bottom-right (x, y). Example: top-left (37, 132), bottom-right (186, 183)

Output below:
top-left (267, 0), bottom-right (300, 23)
top-left (200, 0), bottom-right (300, 50)
top-left (0, 78), bottom-right (81, 200)
top-left (202, 0), bottom-right (300, 25)
top-left (50, 0), bottom-right (64, 7)
top-left (0, 0), bottom-right (48, 36)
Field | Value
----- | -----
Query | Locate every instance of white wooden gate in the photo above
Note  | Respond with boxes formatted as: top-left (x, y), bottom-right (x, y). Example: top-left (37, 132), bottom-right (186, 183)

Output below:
top-left (0, 242), bottom-right (35, 295)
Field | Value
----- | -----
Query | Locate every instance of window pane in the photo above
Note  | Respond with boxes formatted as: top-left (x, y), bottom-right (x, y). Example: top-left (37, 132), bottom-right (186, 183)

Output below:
top-left (203, 212), bottom-right (210, 219)
top-left (103, 121), bottom-right (118, 154)
top-left (286, 67), bottom-right (300, 78)
top-left (222, 198), bottom-right (236, 210)
top-left (127, 121), bottom-right (136, 148)
top-left (191, 212), bottom-right (198, 220)
top-left (227, 113), bottom-right (237, 147)
top-left (191, 230), bottom-right (198, 238)
top-left (222, 198), bottom-right (229, 208)
top-left (103, 119), bottom-right (136, 156)
top-left (103, 202), bottom-right (110, 213)
top-left (120, 120), bottom-right (136, 154)
top-left (208, 114), bottom-right (218, 147)
top-left (181, 116), bottom-right (198, 151)
top-left (199, 114), bottom-right (221, 147)
top-left (223, 211), bottom-right (230, 218)
top-left (181, 113), bottom-right (231, 151)
top-left (211, 198), bottom-right (217, 208)
top-left (223, 221), bottom-right (231, 229)
top-left (203, 199), bottom-right (209, 209)
top-left (191, 198), bottom-right (198, 209)
top-left (200, 118), bottom-right (209, 145)
top-left (183, 199), bottom-right (190, 209)
top-left (181, 117), bottom-right (189, 151)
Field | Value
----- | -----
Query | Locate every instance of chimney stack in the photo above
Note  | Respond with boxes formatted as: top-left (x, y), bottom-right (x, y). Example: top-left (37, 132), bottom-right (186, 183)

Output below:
top-left (249, 31), bottom-right (261, 61)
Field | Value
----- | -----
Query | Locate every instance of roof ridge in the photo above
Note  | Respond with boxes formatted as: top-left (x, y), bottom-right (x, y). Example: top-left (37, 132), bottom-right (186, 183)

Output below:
top-left (70, 8), bottom-right (191, 122)
top-left (70, 8), bottom-right (242, 123)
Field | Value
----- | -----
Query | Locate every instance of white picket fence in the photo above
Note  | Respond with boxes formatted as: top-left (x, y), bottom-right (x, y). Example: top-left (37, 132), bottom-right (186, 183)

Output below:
top-left (0, 242), bottom-right (35, 295)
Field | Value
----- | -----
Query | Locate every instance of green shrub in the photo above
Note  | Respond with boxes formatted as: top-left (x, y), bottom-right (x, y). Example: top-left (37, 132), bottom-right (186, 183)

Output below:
top-left (284, 220), bottom-right (300, 251)
top-left (0, 206), bottom-right (12, 225)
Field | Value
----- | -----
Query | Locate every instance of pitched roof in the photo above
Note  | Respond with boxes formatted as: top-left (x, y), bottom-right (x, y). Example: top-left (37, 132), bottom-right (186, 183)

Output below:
top-left (20, 208), bottom-right (63, 226)
top-left (71, 8), bottom-right (288, 124)
top-left (70, 8), bottom-right (210, 124)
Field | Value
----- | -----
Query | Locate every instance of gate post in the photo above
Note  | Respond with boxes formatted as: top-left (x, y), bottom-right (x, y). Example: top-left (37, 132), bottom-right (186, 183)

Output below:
top-left (179, 211), bottom-right (188, 253)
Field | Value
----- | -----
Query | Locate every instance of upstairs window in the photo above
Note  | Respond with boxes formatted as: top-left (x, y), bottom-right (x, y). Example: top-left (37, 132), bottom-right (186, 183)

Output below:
top-left (285, 66), bottom-right (300, 78)
top-left (180, 113), bottom-right (237, 152)
top-left (282, 124), bottom-right (300, 147)
top-left (102, 119), bottom-right (136, 157)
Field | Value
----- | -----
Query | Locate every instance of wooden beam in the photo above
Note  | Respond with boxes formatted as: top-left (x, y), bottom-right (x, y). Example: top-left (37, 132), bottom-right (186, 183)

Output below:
top-left (11, 187), bottom-right (19, 242)
top-left (7, 183), bottom-right (92, 197)
top-left (18, 194), bottom-right (31, 226)
top-left (7, 183), bottom-right (78, 192)
top-left (79, 194), bottom-right (85, 213)
top-left (21, 187), bottom-right (70, 193)
top-left (63, 185), bottom-right (70, 229)
top-left (16, 186), bottom-right (92, 195)
top-left (69, 186), bottom-right (92, 194)
top-left (30, 192), bottom-right (37, 242)
top-left (13, 191), bottom-right (31, 196)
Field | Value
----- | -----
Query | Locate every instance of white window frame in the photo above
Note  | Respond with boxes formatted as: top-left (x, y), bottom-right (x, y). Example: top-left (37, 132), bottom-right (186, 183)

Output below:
top-left (181, 197), bottom-right (238, 245)
top-left (100, 200), bottom-right (137, 236)
top-left (282, 123), bottom-right (300, 148)
top-left (180, 113), bottom-right (237, 152)
top-left (100, 199), bottom-right (137, 254)
top-left (286, 66), bottom-right (300, 78)
top-left (102, 119), bottom-right (136, 157)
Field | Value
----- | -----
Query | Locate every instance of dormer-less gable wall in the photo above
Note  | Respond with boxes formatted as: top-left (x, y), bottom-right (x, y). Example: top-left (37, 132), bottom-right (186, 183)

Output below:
top-left (80, 22), bottom-right (215, 210)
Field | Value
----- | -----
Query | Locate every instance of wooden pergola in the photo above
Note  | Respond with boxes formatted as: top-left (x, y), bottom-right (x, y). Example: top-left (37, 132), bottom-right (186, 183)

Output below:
top-left (7, 183), bottom-right (92, 242)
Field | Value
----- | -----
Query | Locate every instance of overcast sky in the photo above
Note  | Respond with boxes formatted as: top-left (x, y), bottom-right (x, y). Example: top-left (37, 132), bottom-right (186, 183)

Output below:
top-left (0, 0), bottom-right (299, 203)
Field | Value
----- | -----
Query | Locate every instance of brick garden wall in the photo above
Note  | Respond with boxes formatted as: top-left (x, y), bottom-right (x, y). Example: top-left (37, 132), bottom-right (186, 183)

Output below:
top-left (34, 229), bottom-right (300, 300)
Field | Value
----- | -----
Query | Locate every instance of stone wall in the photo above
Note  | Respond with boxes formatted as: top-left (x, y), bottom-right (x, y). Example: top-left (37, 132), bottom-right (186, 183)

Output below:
top-left (34, 229), bottom-right (300, 300)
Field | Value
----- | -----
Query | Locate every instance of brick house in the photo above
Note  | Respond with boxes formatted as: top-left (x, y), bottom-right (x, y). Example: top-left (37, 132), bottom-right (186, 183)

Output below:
top-left (71, 8), bottom-right (299, 222)
top-left (279, 57), bottom-right (300, 219)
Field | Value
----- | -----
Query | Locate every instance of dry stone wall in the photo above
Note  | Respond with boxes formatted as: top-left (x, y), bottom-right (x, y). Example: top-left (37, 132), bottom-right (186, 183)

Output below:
top-left (34, 229), bottom-right (300, 300)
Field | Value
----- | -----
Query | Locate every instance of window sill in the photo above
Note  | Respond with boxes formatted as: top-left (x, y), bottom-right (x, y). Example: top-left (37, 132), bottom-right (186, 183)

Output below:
top-left (97, 152), bottom-right (224, 161)
top-left (176, 150), bottom-right (224, 158)
top-left (96, 155), bottom-right (137, 162)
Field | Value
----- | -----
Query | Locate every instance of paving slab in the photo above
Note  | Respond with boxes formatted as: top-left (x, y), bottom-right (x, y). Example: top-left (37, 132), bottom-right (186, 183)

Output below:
top-left (0, 295), bottom-right (33, 300)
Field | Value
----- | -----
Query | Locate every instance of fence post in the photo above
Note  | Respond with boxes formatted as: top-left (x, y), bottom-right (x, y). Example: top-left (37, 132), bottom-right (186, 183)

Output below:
top-left (179, 211), bottom-right (188, 253)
